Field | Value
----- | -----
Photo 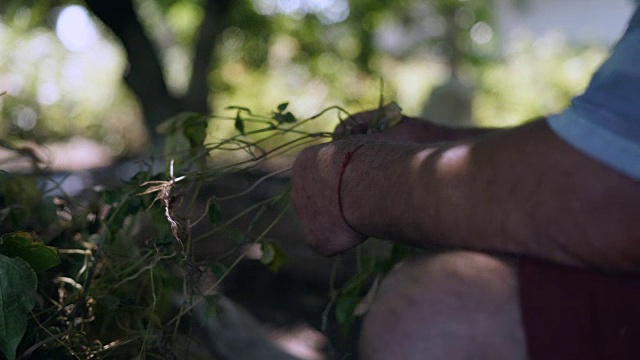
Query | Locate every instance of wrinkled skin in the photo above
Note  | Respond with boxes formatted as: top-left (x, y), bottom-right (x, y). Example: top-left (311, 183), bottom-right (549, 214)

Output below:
top-left (291, 106), bottom-right (640, 359)
top-left (292, 110), bottom-right (447, 255)
top-left (291, 139), bottom-right (368, 256)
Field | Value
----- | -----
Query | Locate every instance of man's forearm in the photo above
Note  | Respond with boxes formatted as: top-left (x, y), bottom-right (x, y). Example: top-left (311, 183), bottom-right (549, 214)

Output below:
top-left (399, 115), bottom-right (503, 143)
top-left (341, 119), bottom-right (640, 272)
top-left (436, 122), bottom-right (504, 141)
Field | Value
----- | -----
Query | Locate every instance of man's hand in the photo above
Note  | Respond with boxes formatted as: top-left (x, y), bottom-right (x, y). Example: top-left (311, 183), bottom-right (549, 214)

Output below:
top-left (334, 106), bottom-right (499, 143)
top-left (291, 141), bottom-right (369, 256)
top-left (334, 106), bottom-right (446, 143)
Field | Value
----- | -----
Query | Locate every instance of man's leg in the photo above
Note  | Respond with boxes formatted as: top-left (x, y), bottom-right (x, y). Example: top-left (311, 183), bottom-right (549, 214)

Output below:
top-left (359, 251), bottom-right (527, 360)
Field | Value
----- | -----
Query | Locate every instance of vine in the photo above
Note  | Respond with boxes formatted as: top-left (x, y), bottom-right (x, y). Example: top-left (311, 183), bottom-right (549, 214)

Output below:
top-left (0, 101), bottom-right (413, 359)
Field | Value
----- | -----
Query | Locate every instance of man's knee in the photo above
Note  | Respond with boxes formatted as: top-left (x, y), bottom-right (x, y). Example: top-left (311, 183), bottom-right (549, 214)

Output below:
top-left (359, 251), bottom-right (527, 360)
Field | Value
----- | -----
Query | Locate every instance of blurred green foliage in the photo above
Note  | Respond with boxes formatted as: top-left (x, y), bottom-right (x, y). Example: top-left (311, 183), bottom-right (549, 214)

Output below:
top-left (0, 0), bottom-right (609, 157)
top-left (0, 101), bottom-right (326, 358)
top-left (474, 34), bottom-right (606, 126)
top-left (0, 5), bottom-right (144, 154)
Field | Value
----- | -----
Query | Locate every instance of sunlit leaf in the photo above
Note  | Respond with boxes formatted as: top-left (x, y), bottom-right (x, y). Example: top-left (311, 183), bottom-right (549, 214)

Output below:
top-left (261, 242), bottom-right (274, 264)
top-left (340, 271), bottom-right (371, 297)
top-left (260, 241), bottom-right (287, 272)
top-left (0, 254), bottom-right (37, 360)
top-left (0, 232), bottom-right (60, 272)
top-left (335, 295), bottom-right (360, 335)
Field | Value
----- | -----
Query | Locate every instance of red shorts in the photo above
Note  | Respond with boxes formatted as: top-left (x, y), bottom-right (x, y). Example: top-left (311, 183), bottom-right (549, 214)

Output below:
top-left (518, 257), bottom-right (640, 360)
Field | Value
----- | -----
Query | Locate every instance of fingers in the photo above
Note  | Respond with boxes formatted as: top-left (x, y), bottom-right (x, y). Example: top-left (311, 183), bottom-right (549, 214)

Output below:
top-left (333, 104), bottom-right (404, 140)
top-left (334, 114), bottom-right (371, 139)
top-left (303, 223), bottom-right (366, 257)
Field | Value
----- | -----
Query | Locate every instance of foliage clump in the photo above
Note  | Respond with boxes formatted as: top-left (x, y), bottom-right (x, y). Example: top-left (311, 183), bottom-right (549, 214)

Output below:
top-left (0, 103), bottom-right (408, 359)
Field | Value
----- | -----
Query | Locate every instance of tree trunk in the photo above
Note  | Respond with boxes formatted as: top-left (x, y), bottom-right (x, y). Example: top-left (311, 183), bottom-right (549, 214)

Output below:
top-left (85, 0), bottom-right (233, 150)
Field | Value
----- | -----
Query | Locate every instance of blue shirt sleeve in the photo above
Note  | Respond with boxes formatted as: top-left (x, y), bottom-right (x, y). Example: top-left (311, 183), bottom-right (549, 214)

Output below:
top-left (547, 6), bottom-right (640, 180)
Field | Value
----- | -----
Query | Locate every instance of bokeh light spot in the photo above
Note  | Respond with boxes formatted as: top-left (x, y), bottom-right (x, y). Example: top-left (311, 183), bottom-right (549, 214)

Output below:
top-left (55, 5), bottom-right (99, 52)
top-left (470, 21), bottom-right (493, 44)
top-left (253, 0), bottom-right (349, 24)
top-left (37, 82), bottom-right (60, 105)
top-left (14, 107), bottom-right (38, 131)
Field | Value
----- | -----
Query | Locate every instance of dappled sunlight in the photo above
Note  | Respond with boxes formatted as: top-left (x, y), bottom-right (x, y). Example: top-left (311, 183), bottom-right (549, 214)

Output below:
top-left (436, 144), bottom-right (472, 175)
top-left (55, 5), bottom-right (99, 53)
top-left (411, 143), bottom-right (472, 179)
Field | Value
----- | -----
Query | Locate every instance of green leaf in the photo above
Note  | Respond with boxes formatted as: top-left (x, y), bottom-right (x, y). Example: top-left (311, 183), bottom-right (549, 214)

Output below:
top-left (0, 254), bottom-right (37, 360)
top-left (155, 234), bottom-right (173, 246)
top-left (204, 295), bottom-right (220, 318)
top-left (272, 112), bottom-right (296, 124)
top-left (339, 270), bottom-right (367, 295)
top-left (385, 244), bottom-right (416, 271)
top-left (33, 197), bottom-right (58, 228)
top-left (128, 170), bottom-right (152, 185)
top-left (261, 242), bottom-right (274, 264)
top-left (260, 241), bottom-right (287, 272)
top-left (223, 227), bottom-right (248, 245)
top-left (0, 232), bottom-right (60, 272)
top-left (208, 201), bottom-right (222, 225)
top-left (182, 114), bottom-right (208, 149)
top-left (276, 102), bottom-right (289, 112)
top-left (335, 295), bottom-right (360, 335)
top-left (284, 112), bottom-right (296, 123)
top-left (234, 112), bottom-right (245, 135)
top-left (209, 262), bottom-right (228, 278)
top-left (0, 175), bottom-right (40, 208)
top-left (103, 189), bottom-right (123, 205)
